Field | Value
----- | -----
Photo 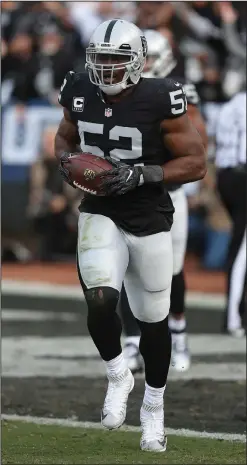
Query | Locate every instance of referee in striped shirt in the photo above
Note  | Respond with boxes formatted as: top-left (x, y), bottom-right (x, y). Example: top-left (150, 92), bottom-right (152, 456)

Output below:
top-left (215, 90), bottom-right (246, 337)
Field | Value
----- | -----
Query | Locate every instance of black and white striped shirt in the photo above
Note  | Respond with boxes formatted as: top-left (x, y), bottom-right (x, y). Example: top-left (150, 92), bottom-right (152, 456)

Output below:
top-left (215, 92), bottom-right (246, 168)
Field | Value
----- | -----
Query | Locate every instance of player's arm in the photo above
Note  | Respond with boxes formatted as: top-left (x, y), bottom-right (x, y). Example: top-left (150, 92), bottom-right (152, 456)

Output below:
top-left (187, 104), bottom-right (208, 151)
top-left (54, 71), bottom-right (82, 186)
top-left (54, 108), bottom-right (80, 187)
top-left (181, 81), bottom-right (208, 150)
top-left (159, 112), bottom-right (206, 184)
top-left (101, 112), bottom-right (206, 195)
top-left (55, 70), bottom-right (81, 160)
top-left (140, 81), bottom-right (206, 186)
top-left (100, 80), bottom-right (206, 195)
top-left (54, 108), bottom-right (80, 161)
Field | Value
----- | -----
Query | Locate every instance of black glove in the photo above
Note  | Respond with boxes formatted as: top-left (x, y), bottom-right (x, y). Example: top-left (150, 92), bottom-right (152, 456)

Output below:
top-left (100, 159), bottom-right (142, 196)
top-left (100, 157), bottom-right (164, 196)
top-left (58, 152), bottom-right (76, 188)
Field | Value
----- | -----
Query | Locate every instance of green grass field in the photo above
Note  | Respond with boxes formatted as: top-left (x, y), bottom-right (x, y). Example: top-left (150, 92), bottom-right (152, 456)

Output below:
top-left (2, 420), bottom-right (246, 464)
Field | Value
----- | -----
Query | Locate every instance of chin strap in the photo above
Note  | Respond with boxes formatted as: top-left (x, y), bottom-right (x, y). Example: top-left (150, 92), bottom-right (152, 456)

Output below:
top-left (99, 82), bottom-right (127, 96)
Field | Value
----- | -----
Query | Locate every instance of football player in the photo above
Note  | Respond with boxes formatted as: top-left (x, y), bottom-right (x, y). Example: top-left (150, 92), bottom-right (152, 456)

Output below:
top-left (55, 20), bottom-right (206, 452)
top-left (120, 29), bottom-right (208, 374)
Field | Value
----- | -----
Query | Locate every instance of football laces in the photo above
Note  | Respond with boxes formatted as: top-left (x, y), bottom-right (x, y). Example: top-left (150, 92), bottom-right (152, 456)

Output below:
top-left (73, 181), bottom-right (97, 195)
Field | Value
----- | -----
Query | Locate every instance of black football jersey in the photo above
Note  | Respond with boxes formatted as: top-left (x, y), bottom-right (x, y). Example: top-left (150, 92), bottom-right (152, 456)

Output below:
top-left (58, 72), bottom-right (187, 236)
top-left (172, 76), bottom-right (200, 107)
top-left (165, 76), bottom-right (200, 192)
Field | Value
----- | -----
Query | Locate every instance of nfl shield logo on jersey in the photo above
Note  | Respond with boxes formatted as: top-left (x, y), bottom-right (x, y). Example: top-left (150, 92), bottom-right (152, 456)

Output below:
top-left (105, 108), bottom-right (112, 117)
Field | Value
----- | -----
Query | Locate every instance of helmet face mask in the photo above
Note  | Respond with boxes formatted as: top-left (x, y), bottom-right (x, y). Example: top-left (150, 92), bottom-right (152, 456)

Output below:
top-left (86, 50), bottom-right (136, 87)
top-left (86, 20), bottom-right (147, 95)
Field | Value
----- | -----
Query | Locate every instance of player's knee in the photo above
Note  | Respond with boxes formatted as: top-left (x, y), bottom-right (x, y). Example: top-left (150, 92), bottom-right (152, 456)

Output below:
top-left (134, 289), bottom-right (171, 323)
top-left (84, 287), bottom-right (119, 319)
top-left (142, 269), bottom-right (172, 293)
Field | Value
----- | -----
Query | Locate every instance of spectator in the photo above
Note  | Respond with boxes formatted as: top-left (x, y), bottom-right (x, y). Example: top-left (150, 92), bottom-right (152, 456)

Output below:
top-left (217, 2), bottom-right (246, 98)
top-left (135, 1), bottom-right (174, 30)
top-left (27, 127), bottom-right (80, 261)
top-left (173, 1), bottom-right (245, 101)
top-left (2, 2), bottom-right (83, 105)
top-left (4, 32), bottom-right (41, 104)
top-left (2, 1), bottom-right (22, 43)
top-left (185, 167), bottom-right (231, 270)
top-left (68, 1), bottom-right (118, 48)
top-left (35, 23), bottom-right (78, 106)
top-left (218, 1), bottom-right (246, 60)
top-left (40, 2), bottom-right (85, 70)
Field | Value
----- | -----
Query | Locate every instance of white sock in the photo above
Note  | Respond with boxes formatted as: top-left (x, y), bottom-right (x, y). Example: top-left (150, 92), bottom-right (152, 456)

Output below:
top-left (125, 336), bottom-right (140, 347)
top-left (169, 315), bottom-right (186, 333)
top-left (104, 353), bottom-right (127, 378)
top-left (143, 382), bottom-right (166, 407)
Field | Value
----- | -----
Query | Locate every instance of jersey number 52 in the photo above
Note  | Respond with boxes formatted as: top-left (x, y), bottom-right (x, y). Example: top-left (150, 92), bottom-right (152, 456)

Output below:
top-left (169, 89), bottom-right (187, 115)
top-left (78, 121), bottom-right (142, 162)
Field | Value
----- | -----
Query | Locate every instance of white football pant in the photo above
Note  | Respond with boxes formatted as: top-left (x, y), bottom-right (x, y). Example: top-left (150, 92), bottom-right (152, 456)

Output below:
top-left (169, 187), bottom-right (188, 275)
top-left (77, 212), bottom-right (173, 323)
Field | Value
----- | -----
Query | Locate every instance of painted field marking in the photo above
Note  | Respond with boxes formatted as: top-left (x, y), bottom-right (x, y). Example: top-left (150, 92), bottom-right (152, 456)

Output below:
top-left (3, 359), bottom-right (246, 380)
top-left (2, 414), bottom-right (245, 443)
top-left (2, 335), bottom-right (246, 380)
top-left (3, 335), bottom-right (246, 356)
top-left (1, 309), bottom-right (77, 322)
top-left (2, 279), bottom-right (225, 309)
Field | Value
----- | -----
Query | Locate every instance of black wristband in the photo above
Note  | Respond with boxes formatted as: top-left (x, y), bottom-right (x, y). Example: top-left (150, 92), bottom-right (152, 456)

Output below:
top-left (139, 165), bottom-right (164, 185)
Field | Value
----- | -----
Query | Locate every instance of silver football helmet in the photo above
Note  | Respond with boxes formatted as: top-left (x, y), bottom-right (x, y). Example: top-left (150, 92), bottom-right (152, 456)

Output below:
top-left (142, 29), bottom-right (177, 79)
top-left (86, 19), bottom-right (147, 96)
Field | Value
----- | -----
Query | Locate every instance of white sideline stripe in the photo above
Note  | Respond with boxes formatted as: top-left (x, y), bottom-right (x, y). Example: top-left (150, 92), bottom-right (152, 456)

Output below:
top-left (186, 291), bottom-right (225, 309)
top-left (2, 280), bottom-right (82, 298)
top-left (3, 335), bottom-right (246, 356)
top-left (1, 309), bottom-right (77, 322)
top-left (2, 279), bottom-right (225, 310)
top-left (2, 414), bottom-right (245, 443)
top-left (3, 335), bottom-right (246, 380)
top-left (3, 361), bottom-right (246, 380)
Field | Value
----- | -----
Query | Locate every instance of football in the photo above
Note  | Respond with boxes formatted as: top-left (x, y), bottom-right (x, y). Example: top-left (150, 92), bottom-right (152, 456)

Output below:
top-left (66, 152), bottom-right (113, 195)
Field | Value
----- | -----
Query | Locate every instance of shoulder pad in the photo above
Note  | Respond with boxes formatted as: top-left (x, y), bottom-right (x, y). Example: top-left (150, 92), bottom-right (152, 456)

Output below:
top-left (183, 83), bottom-right (200, 106)
top-left (58, 71), bottom-right (76, 108)
top-left (160, 78), bottom-right (188, 119)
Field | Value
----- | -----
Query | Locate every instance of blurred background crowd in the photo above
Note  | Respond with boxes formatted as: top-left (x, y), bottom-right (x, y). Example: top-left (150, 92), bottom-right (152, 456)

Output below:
top-left (1, 1), bottom-right (246, 267)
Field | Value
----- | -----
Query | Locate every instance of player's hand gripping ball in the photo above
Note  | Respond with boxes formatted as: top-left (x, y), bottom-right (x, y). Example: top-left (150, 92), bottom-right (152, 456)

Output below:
top-left (59, 152), bottom-right (113, 195)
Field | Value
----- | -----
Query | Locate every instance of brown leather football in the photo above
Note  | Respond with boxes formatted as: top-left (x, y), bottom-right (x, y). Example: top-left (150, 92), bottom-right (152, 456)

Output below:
top-left (67, 153), bottom-right (113, 195)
